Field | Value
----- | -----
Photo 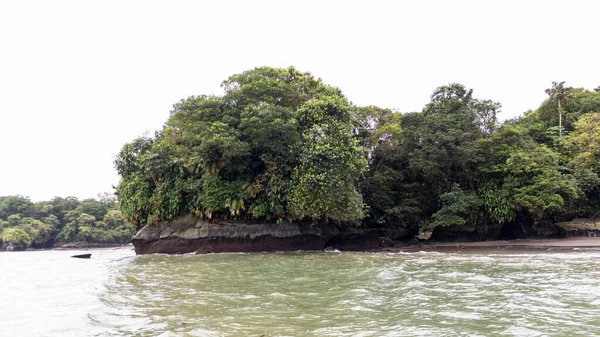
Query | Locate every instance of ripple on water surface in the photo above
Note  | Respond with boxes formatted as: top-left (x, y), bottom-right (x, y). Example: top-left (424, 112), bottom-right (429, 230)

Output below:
top-left (2, 250), bottom-right (600, 336)
top-left (90, 251), bottom-right (600, 337)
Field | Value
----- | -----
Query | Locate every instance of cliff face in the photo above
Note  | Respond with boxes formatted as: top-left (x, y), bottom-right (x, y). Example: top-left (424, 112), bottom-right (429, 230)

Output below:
top-left (555, 218), bottom-right (600, 237)
top-left (133, 216), bottom-right (600, 255)
top-left (131, 216), bottom-right (414, 255)
top-left (430, 218), bottom-right (600, 242)
top-left (132, 217), bottom-right (336, 254)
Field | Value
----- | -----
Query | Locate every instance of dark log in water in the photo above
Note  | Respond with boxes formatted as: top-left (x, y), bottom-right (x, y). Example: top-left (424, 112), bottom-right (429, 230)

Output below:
top-left (71, 253), bottom-right (92, 259)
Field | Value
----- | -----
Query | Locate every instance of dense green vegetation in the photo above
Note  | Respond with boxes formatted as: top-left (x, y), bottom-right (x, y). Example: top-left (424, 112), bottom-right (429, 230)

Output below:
top-left (116, 67), bottom-right (365, 226)
top-left (116, 67), bottom-right (600, 235)
top-left (0, 194), bottom-right (135, 249)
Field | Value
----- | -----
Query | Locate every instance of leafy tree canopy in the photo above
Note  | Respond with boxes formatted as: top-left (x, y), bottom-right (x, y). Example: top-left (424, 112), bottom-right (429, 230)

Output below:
top-left (114, 73), bottom-right (599, 235)
top-left (0, 193), bottom-right (134, 249)
top-left (116, 67), bottom-right (366, 228)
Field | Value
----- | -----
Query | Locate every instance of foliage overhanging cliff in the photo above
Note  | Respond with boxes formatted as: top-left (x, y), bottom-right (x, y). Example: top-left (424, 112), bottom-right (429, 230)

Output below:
top-left (115, 68), bottom-right (600, 232)
top-left (115, 67), bottom-right (366, 227)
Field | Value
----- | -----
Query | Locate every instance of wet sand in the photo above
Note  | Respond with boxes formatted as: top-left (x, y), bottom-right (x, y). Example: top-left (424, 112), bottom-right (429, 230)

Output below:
top-left (394, 237), bottom-right (600, 254)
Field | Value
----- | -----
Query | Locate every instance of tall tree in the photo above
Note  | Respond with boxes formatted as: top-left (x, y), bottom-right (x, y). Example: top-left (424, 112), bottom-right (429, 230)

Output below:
top-left (116, 67), bottom-right (367, 228)
top-left (545, 81), bottom-right (573, 136)
top-left (479, 121), bottom-right (577, 222)
top-left (361, 84), bottom-right (500, 231)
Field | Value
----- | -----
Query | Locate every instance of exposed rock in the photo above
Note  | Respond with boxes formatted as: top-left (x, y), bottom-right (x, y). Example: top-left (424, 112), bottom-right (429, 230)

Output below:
top-left (430, 220), bottom-right (597, 242)
top-left (61, 243), bottom-right (81, 248)
top-left (132, 216), bottom-right (415, 254)
top-left (131, 216), bottom-right (600, 254)
top-left (556, 218), bottom-right (600, 237)
top-left (324, 226), bottom-right (412, 251)
top-left (383, 227), bottom-right (415, 240)
top-left (431, 223), bottom-right (503, 242)
top-left (4, 243), bottom-right (26, 251)
top-left (378, 236), bottom-right (395, 248)
top-left (498, 221), bottom-right (533, 239)
top-left (132, 216), bottom-right (338, 254)
top-left (532, 220), bottom-right (566, 238)
top-left (417, 230), bottom-right (433, 240)
top-left (483, 223), bottom-right (504, 240)
top-left (408, 237), bottom-right (420, 245)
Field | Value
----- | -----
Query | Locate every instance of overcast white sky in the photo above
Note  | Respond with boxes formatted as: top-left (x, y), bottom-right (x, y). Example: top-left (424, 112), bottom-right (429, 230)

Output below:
top-left (1, 0), bottom-right (598, 201)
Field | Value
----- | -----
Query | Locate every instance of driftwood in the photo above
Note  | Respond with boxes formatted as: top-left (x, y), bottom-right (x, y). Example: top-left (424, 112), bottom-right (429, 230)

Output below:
top-left (71, 253), bottom-right (91, 259)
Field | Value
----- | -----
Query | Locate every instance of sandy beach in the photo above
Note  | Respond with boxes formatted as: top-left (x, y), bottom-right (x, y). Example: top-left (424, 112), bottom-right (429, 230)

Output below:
top-left (395, 237), bottom-right (600, 253)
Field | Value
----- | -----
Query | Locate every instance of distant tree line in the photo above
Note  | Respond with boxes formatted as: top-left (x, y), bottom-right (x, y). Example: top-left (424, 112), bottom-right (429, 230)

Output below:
top-left (107, 67), bottom-right (599, 234)
top-left (0, 194), bottom-right (136, 249)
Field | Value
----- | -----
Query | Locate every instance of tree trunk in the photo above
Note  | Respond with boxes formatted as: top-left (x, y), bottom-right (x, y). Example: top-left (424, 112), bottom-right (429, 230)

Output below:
top-left (558, 100), bottom-right (562, 137)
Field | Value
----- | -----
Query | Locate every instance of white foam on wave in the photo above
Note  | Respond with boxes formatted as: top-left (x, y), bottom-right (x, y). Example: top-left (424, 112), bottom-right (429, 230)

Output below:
top-left (465, 274), bottom-right (494, 283)
top-left (439, 311), bottom-right (483, 320)
top-left (500, 326), bottom-right (544, 336)
top-left (350, 305), bottom-right (377, 312)
top-left (240, 294), bottom-right (259, 299)
top-left (405, 280), bottom-right (427, 287)
top-left (439, 271), bottom-right (471, 279)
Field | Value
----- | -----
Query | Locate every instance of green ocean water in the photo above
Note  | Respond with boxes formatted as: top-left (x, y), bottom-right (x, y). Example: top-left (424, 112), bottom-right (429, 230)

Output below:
top-left (2, 249), bottom-right (600, 336)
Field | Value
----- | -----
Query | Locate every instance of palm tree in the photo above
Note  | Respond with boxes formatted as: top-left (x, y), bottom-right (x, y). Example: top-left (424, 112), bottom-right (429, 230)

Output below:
top-left (545, 81), bottom-right (572, 137)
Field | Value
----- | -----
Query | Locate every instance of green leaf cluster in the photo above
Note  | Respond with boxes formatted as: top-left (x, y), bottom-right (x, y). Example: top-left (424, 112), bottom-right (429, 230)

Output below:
top-left (0, 194), bottom-right (135, 249)
top-left (361, 82), bottom-right (599, 232)
top-left (116, 67), bottom-right (366, 228)
top-left (115, 70), bottom-right (600, 234)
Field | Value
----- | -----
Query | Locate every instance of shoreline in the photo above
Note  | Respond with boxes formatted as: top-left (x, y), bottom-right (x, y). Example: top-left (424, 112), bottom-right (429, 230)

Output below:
top-left (390, 237), bottom-right (600, 254)
top-left (5, 238), bottom-right (600, 254)
top-left (0, 243), bottom-right (134, 253)
top-left (50, 243), bottom-right (133, 250)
